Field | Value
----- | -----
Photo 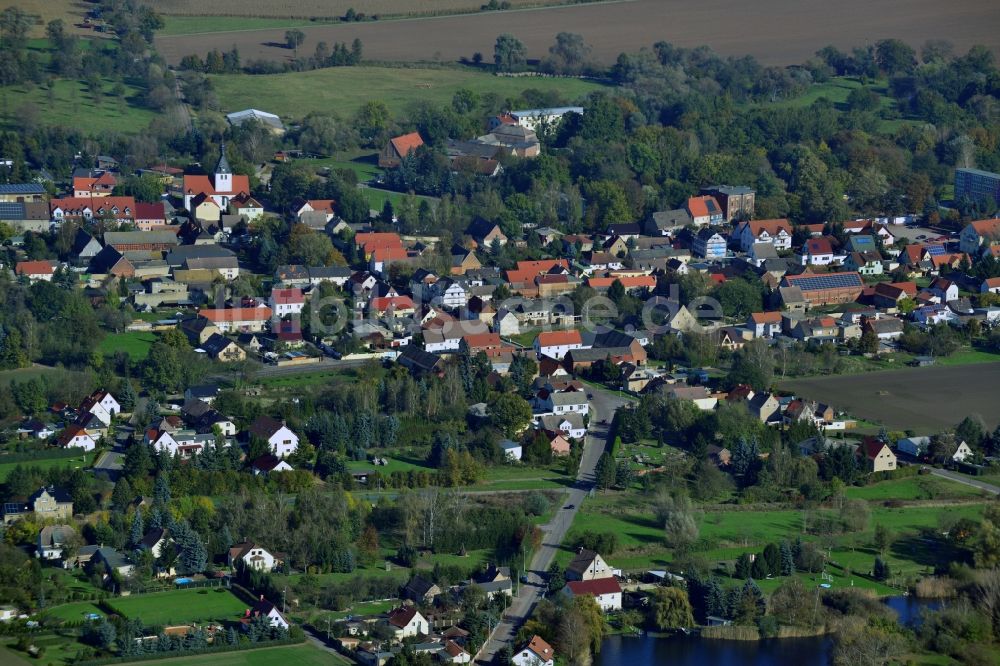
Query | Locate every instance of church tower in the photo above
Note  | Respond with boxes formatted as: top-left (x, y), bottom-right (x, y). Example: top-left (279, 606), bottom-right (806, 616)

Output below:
top-left (214, 142), bottom-right (233, 195)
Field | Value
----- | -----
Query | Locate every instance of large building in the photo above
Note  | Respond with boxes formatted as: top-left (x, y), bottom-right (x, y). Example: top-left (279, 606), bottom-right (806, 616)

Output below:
top-left (182, 145), bottom-right (250, 211)
top-left (781, 271), bottom-right (864, 306)
top-left (955, 168), bottom-right (1000, 207)
top-left (700, 185), bottom-right (755, 222)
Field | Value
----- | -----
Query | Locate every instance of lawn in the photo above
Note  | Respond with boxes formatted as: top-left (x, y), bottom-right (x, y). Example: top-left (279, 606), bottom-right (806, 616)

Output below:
top-left (108, 588), bottom-right (249, 626)
top-left (209, 65), bottom-right (604, 121)
top-left (359, 185), bottom-right (438, 212)
top-left (0, 77), bottom-right (156, 136)
top-left (98, 331), bottom-right (158, 360)
top-left (842, 475), bottom-right (987, 501)
top-left (43, 601), bottom-right (106, 622)
top-left (0, 454), bottom-right (90, 482)
top-left (119, 643), bottom-right (345, 666)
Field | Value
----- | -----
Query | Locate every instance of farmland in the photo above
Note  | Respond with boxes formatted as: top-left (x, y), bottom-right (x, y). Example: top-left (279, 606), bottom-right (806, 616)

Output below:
top-left (107, 588), bottom-right (249, 626)
top-left (119, 643), bottom-right (346, 666)
top-left (208, 65), bottom-right (604, 121)
top-left (155, 0), bottom-right (1000, 68)
top-left (780, 362), bottom-right (1000, 432)
top-left (148, 0), bottom-right (587, 20)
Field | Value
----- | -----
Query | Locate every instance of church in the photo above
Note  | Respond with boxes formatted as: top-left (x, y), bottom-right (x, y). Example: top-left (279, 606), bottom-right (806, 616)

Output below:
top-left (182, 144), bottom-right (250, 213)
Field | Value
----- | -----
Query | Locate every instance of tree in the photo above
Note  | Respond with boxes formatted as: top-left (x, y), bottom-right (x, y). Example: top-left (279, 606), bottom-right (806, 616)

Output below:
top-left (595, 452), bottom-right (617, 490)
top-left (873, 524), bottom-right (894, 555)
top-left (648, 586), bottom-right (694, 630)
top-left (779, 541), bottom-right (794, 576)
top-left (735, 552), bottom-right (752, 579)
top-left (832, 617), bottom-right (905, 666)
top-left (153, 474), bottom-right (171, 508)
top-left (875, 39), bottom-right (916, 75)
top-left (762, 543), bottom-right (781, 577)
top-left (542, 32), bottom-right (592, 75)
top-left (357, 525), bottom-right (379, 563)
top-left (494, 33), bottom-right (527, 72)
top-left (873, 556), bottom-right (890, 581)
top-left (128, 510), bottom-right (143, 548)
top-left (123, 442), bottom-right (153, 480)
top-left (111, 478), bottom-right (135, 512)
top-left (659, 494), bottom-right (698, 549)
top-left (285, 29), bottom-right (305, 56)
top-left (488, 393), bottom-right (531, 438)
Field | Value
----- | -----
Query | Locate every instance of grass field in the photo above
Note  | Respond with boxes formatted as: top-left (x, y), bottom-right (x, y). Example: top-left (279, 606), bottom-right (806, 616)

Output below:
top-left (842, 476), bottom-right (987, 502)
top-left (108, 588), bottom-right (249, 625)
top-left (780, 362), bottom-right (1000, 431)
top-left (120, 643), bottom-right (345, 666)
top-left (149, 0), bottom-right (566, 19)
top-left (208, 66), bottom-right (604, 121)
top-left (0, 453), bottom-right (90, 482)
top-left (43, 601), bottom-right (106, 622)
top-left (0, 77), bottom-right (156, 136)
top-left (160, 16), bottom-right (326, 36)
top-left (97, 331), bottom-right (158, 360)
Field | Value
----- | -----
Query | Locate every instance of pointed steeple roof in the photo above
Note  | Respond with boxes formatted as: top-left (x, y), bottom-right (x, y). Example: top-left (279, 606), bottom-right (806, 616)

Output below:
top-left (216, 143), bottom-right (232, 175)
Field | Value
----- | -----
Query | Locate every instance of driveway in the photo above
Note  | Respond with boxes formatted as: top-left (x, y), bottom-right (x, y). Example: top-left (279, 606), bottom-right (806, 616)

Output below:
top-left (475, 386), bottom-right (630, 664)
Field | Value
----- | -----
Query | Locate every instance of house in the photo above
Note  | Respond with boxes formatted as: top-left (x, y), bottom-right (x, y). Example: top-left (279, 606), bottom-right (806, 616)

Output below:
top-left (748, 392), bottom-right (780, 423)
top-left (199, 306), bottom-right (273, 333)
top-left (466, 217), bottom-right (507, 247)
top-left (228, 542), bottom-right (281, 572)
top-left (139, 527), bottom-right (173, 559)
top-left (646, 208), bottom-right (693, 236)
top-left (37, 525), bottom-right (75, 560)
top-left (538, 413), bottom-right (586, 440)
top-left (491, 106), bottom-right (582, 131)
top-left (0, 182), bottom-right (46, 203)
top-left (56, 424), bottom-right (97, 451)
top-left (748, 311), bottom-right (782, 338)
top-left (862, 317), bottom-right (904, 340)
top-left (928, 277), bottom-right (959, 302)
top-left (738, 219), bottom-right (793, 251)
top-left (104, 230), bottom-right (179, 252)
top-left (93, 547), bottom-right (134, 576)
top-left (801, 237), bottom-right (836, 265)
top-left (563, 578), bottom-right (623, 612)
top-left (861, 438), bottom-right (897, 473)
top-left (379, 132), bottom-right (424, 168)
top-left (845, 251), bottom-right (883, 276)
top-left (248, 416), bottom-right (299, 458)
top-left (512, 636), bottom-right (555, 666)
top-left (4, 487), bottom-right (73, 523)
top-left (981, 277), bottom-right (1000, 294)
top-left (500, 440), bottom-right (523, 461)
top-left (51, 196), bottom-right (136, 224)
top-left (385, 606), bottom-right (429, 639)
top-left (201, 334), bottom-right (247, 362)
top-left (403, 576), bottom-right (442, 604)
top-left (251, 454), bottom-right (294, 476)
top-left (398, 346), bottom-right (443, 376)
top-left (566, 549), bottom-right (612, 581)
top-left (691, 229), bottom-right (727, 258)
top-left (15, 260), bottom-right (55, 282)
top-left (872, 281), bottom-right (918, 309)
top-left (247, 597), bottom-right (290, 630)
top-left (441, 640), bottom-right (472, 664)
top-left (88, 390), bottom-right (121, 417)
top-left (134, 202), bottom-right (168, 231)
top-left (700, 185), bottom-right (755, 222)
top-left (71, 229), bottom-right (103, 263)
top-left (182, 145), bottom-right (250, 211)
top-left (959, 218), bottom-right (1000, 255)
top-left (534, 330), bottom-right (583, 360)
top-left (545, 432), bottom-right (572, 456)
top-left (270, 288), bottom-right (306, 317)
top-left (686, 195), bottom-right (724, 226)
top-left (781, 272), bottom-right (864, 306)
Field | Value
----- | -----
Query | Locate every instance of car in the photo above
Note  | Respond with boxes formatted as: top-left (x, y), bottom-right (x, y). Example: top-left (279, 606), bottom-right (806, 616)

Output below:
top-left (565, 504), bottom-right (575, 510)
top-left (917, 234), bottom-right (927, 239)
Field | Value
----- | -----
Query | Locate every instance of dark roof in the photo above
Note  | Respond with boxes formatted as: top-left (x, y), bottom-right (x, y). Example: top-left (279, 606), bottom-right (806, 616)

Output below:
top-left (398, 346), bottom-right (442, 373)
top-left (567, 578), bottom-right (621, 596)
top-left (201, 333), bottom-right (236, 356)
top-left (466, 217), bottom-right (502, 240)
top-left (0, 183), bottom-right (45, 194)
top-left (89, 245), bottom-right (130, 274)
top-left (248, 415), bottom-right (284, 440)
top-left (387, 606), bottom-right (418, 629)
top-left (783, 272), bottom-right (863, 292)
top-left (29, 486), bottom-right (72, 504)
top-left (139, 527), bottom-right (168, 550)
top-left (566, 549), bottom-right (600, 576)
top-left (592, 330), bottom-right (637, 349)
top-left (404, 575), bottom-right (439, 598)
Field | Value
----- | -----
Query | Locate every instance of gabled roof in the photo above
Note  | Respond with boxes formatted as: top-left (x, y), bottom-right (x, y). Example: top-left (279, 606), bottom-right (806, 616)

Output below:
top-left (199, 307), bottom-right (272, 323)
top-left (862, 437), bottom-right (891, 460)
top-left (536, 330), bottom-right (582, 347)
top-left (15, 260), bottom-right (54, 276)
top-left (248, 415), bottom-right (286, 440)
top-left (750, 311), bottom-right (782, 324)
top-left (744, 219), bottom-right (793, 236)
top-left (566, 548), bottom-right (601, 576)
top-left (387, 605), bottom-right (418, 628)
top-left (566, 577), bottom-right (622, 596)
top-left (524, 635), bottom-right (555, 662)
top-left (389, 132), bottom-right (424, 158)
top-left (805, 237), bottom-right (834, 255)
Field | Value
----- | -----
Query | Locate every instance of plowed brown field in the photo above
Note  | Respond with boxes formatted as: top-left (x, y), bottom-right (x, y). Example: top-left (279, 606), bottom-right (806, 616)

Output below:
top-left (156, 0), bottom-right (1000, 67)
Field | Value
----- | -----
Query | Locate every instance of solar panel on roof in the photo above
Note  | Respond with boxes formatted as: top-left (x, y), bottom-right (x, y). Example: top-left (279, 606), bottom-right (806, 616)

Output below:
top-left (0, 202), bottom-right (25, 219)
top-left (925, 245), bottom-right (946, 256)
top-left (787, 273), bottom-right (862, 291)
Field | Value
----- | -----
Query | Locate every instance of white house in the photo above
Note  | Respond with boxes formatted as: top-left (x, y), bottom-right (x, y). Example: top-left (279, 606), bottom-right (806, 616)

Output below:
top-left (500, 440), bottom-right (523, 461)
top-left (565, 549), bottom-right (613, 581)
top-left (953, 441), bottom-right (974, 462)
top-left (538, 413), bottom-right (586, 439)
top-left (435, 280), bottom-right (469, 309)
top-left (738, 219), bottom-right (793, 251)
top-left (250, 598), bottom-right (289, 630)
top-left (248, 416), bottom-right (299, 458)
top-left (228, 541), bottom-right (280, 572)
top-left (385, 606), bottom-right (429, 639)
top-left (89, 390), bottom-right (120, 416)
top-left (563, 578), bottom-right (623, 612)
top-left (959, 219), bottom-right (1000, 256)
top-left (37, 525), bottom-right (75, 560)
top-left (801, 237), bottom-right (836, 265)
top-left (56, 425), bottom-right (97, 451)
top-left (541, 392), bottom-right (589, 416)
top-left (747, 312), bottom-right (782, 338)
top-left (534, 330), bottom-right (584, 360)
top-left (512, 636), bottom-right (555, 666)
top-left (928, 278), bottom-right (959, 303)
top-left (270, 288), bottom-right (306, 317)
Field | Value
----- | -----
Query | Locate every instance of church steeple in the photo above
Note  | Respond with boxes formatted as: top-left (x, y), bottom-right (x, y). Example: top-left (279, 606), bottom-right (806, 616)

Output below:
top-left (214, 142), bottom-right (232, 194)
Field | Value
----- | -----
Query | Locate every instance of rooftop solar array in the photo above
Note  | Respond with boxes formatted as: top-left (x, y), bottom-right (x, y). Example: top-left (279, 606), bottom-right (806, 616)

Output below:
top-left (0, 202), bottom-right (25, 219)
top-left (0, 183), bottom-right (44, 194)
top-left (785, 272), bottom-right (863, 291)
top-left (924, 244), bottom-right (946, 256)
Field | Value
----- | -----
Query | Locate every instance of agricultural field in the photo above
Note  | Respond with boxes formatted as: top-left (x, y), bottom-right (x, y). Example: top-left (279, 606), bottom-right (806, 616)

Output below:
top-left (119, 643), bottom-right (347, 666)
top-left (148, 0), bottom-right (579, 19)
top-left (155, 0), bottom-right (1000, 68)
top-left (780, 362), bottom-right (1000, 432)
top-left (97, 331), bottom-right (158, 361)
top-left (107, 588), bottom-right (249, 626)
top-left (208, 65), bottom-right (603, 121)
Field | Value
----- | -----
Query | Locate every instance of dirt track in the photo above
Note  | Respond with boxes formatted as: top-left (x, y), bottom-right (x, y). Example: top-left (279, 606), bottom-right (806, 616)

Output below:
top-left (156, 0), bottom-right (1000, 67)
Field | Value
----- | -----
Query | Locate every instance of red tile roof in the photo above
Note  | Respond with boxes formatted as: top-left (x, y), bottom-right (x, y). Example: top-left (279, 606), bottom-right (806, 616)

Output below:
top-left (536, 330), bottom-right (582, 347)
top-left (566, 577), bottom-right (622, 596)
top-left (750, 311), bottom-right (782, 324)
top-left (369, 296), bottom-right (415, 312)
top-left (969, 219), bottom-right (1000, 236)
top-left (390, 132), bottom-right (424, 158)
top-left (387, 606), bottom-right (418, 629)
top-left (16, 260), bottom-right (54, 276)
top-left (271, 288), bottom-right (305, 305)
top-left (463, 333), bottom-right (501, 350)
top-left (134, 202), bottom-right (165, 220)
top-left (746, 219), bottom-right (793, 236)
top-left (525, 635), bottom-right (554, 662)
top-left (183, 174), bottom-right (250, 198)
top-left (199, 307), bottom-right (272, 322)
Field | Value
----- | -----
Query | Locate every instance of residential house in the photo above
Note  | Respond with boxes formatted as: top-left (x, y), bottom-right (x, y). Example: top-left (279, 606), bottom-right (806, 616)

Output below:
top-left (861, 438), bottom-right (897, 473)
top-left (565, 549), bottom-right (613, 581)
top-left (534, 330), bottom-right (584, 360)
top-left (738, 219), bottom-right (793, 251)
top-left (3, 487), bottom-right (72, 524)
top-left (199, 306), bottom-right (273, 333)
top-left (501, 440), bottom-right (523, 461)
top-left (201, 333), bottom-right (247, 362)
top-left (139, 528), bottom-right (173, 559)
top-left (748, 311), bottom-right (782, 338)
top-left (270, 288), bottom-right (305, 317)
top-left (379, 132), bottom-right (424, 168)
top-left (801, 237), bottom-right (837, 266)
top-left (646, 208), bottom-right (692, 236)
top-left (248, 416), bottom-right (299, 458)
top-left (228, 193), bottom-right (264, 222)
top-left (0, 182), bottom-right (46, 203)
top-left (228, 542), bottom-right (281, 572)
top-left (982, 277), bottom-right (1000, 294)
top-left (491, 106), bottom-right (582, 131)
top-left (563, 578), bottom-right (623, 612)
top-left (872, 281), bottom-right (918, 309)
top-left (538, 413), bottom-right (586, 440)
top-left (51, 196), bottom-right (136, 224)
top-left (466, 217), bottom-right (507, 248)
top-left (15, 260), bottom-right (55, 282)
top-left (71, 229), bottom-right (103, 263)
top-left (686, 195), bottom-right (724, 226)
top-left (862, 316), bottom-right (904, 340)
top-left (403, 576), bottom-right (442, 604)
top-left (37, 525), bottom-right (75, 560)
top-left (928, 277), bottom-right (959, 302)
top-left (397, 346), bottom-right (443, 376)
top-left (385, 606), bottom-right (429, 639)
top-left (250, 454), bottom-right (294, 476)
top-left (56, 424), bottom-right (97, 451)
top-left (692, 228), bottom-right (727, 258)
top-left (92, 547), bottom-right (134, 577)
top-left (247, 598), bottom-right (290, 631)
top-left (959, 218), bottom-right (1000, 256)
top-left (512, 636), bottom-right (555, 666)
top-left (134, 202), bottom-right (168, 231)
top-left (700, 185), bottom-right (755, 222)
top-left (748, 392), bottom-right (780, 423)
top-left (845, 251), bottom-right (884, 276)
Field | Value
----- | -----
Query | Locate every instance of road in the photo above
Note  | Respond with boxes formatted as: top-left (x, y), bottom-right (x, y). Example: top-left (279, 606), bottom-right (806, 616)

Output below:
top-left (475, 387), bottom-right (630, 664)
top-left (929, 468), bottom-right (1000, 495)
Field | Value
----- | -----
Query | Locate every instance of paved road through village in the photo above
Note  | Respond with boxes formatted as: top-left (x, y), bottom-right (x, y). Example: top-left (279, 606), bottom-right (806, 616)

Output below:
top-left (475, 386), bottom-right (631, 664)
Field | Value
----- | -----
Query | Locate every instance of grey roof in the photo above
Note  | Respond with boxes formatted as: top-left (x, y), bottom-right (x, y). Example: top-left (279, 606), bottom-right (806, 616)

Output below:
top-left (703, 184), bottom-right (754, 195)
top-left (510, 106), bottom-right (583, 118)
top-left (226, 108), bottom-right (284, 130)
top-left (540, 412), bottom-right (585, 431)
top-left (308, 266), bottom-right (353, 279)
top-left (201, 333), bottom-right (237, 356)
top-left (216, 144), bottom-right (232, 175)
top-left (104, 231), bottom-right (179, 247)
top-left (0, 183), bottom-right (45, 194)
top-left (96, 547), bottom-right (130, 570)
top-left (166, 245), bottom-right (236, 267)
